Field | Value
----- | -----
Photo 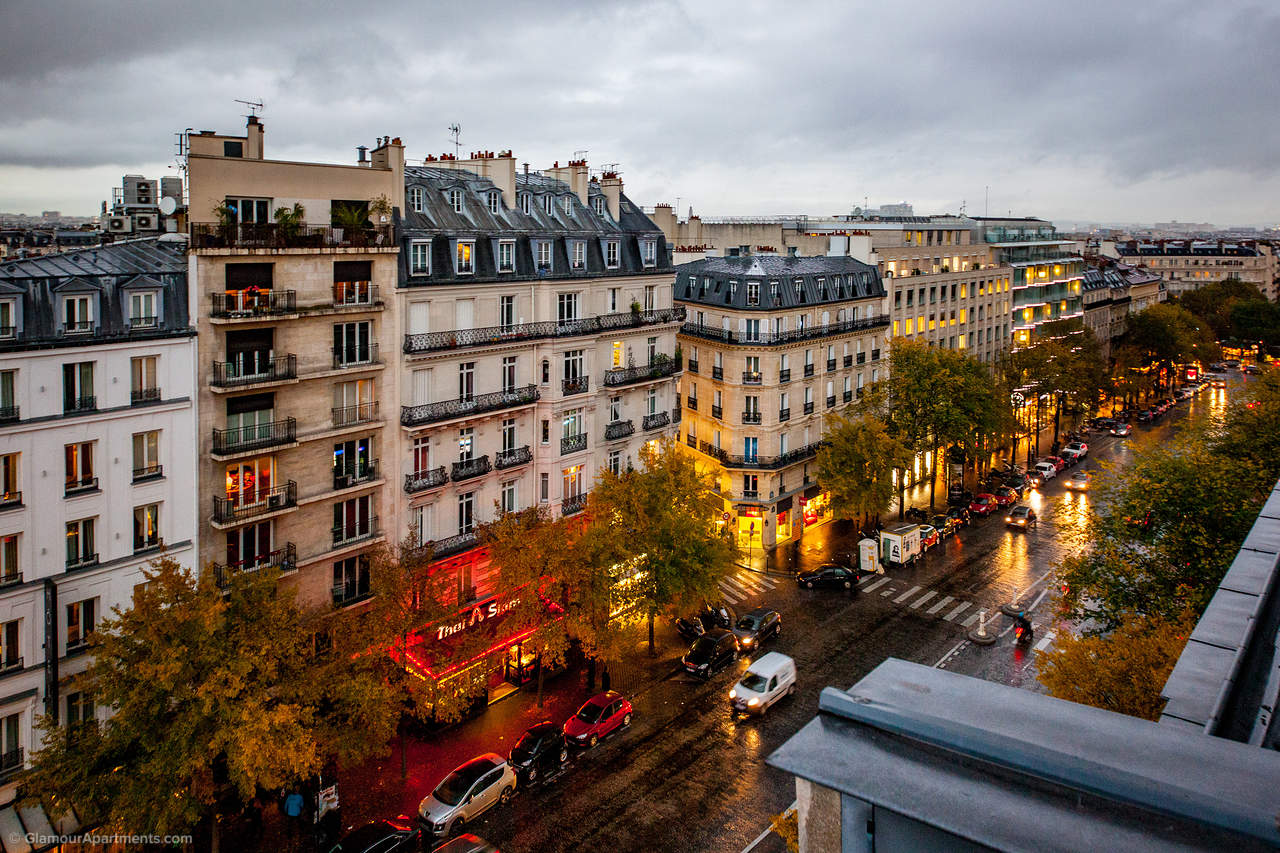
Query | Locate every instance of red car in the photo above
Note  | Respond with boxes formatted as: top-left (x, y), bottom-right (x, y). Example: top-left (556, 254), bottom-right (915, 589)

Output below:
top-left (993, 487), bottom-right (1018, 507)
top-left (1044, 455), bottom-right (1067, 472)
top-left (969, 494), bottom-right (997, 516)
top-left (563, 691), bottom-right (632, 748)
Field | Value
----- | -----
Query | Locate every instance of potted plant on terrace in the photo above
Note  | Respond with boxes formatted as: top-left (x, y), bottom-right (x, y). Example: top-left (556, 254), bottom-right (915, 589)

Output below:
top-left (331, 202), bottom-right (371, 247)
top-left (212, 202), bottom-right (236, 247)
top-left (273, 202), bottom-right (305, 246)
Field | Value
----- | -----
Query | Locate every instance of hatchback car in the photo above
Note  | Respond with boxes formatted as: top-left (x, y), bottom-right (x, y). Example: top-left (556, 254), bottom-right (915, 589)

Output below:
top-left (508, 721), bottom-right (569, 784)
top-left (419, 754), bottom-right (517, 838)
top-left (992, 487), bottom-right (1017, 508)
top-left (919, 524), bottom-right (940, 550)
top-left (1044, 456), bottom-right (1067, 472)
top-left (1064, 441), bottom-right (1088, 457)
top-left (946, 505), bottom-right (972, 527)
top-left (1003, 472), bottom-right (1030, 493)
top-left (1110, 423), bottom-right (1132, 437)
top-left (1005, 505), bottom-right (1037, 530)
top-left (797, 563), bottom-right (859, 589)
top-left (1033, 461), bottom-right (1057, 483)
top-left (329, 819), bottom-right (422, 853)
top-left (1064, 470), bottom-right (1093, 491)
top-left (732, 607), bottom-right (781, 651)
top-left (682, 628), bottom-right (739, 679)
top-left (930, 514), bottom-right (960, 538)
top-left (563, 691), bottom-right (632, 748)
top-left (969, 494), bottom-right (997, 517)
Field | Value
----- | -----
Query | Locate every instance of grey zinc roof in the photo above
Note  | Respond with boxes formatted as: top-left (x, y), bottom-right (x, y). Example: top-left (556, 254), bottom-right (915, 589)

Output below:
top-left (674, 255), bottom-right (885, 311)
top-left (0, 236), bottom-right (187, 281)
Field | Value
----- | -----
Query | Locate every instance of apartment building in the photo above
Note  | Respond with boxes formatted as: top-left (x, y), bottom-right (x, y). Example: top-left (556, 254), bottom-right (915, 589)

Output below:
top-left (676, 256), bottom-right (888, 550)
top-left (397, 153), bottom-right (680, 603)
top-left (971, 217), bottom-right (1084, 349)
top-left (0, 237), bottom-right (197, 779)
top-left (1104, 239), bottom-right (1276, 301)
top-left (185, 117), bottom-right (403, 612)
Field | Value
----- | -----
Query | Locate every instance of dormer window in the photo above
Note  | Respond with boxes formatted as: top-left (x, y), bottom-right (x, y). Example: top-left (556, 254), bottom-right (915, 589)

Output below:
top-left (536, 240), bottom-right (552, 270)
top-left (448, 189), bottom-right (463, 214)
top-left (770, 281), bottom-right (779, 304)
top-left (728, 281), bottom-right (738, 301)
top-left (592, 196), bottom-right (605, 217)
top-left (63, 295), bottom-right (94, 335)
top-left (562, 196), bottom-right (573, 215)
top-left (572, 241), bottom-right (586, 270)
top-left (487, 192), bottom-right (500, 214)
top-left (520, 193), bottom-right (531, 215)
top-left (543, 195), bottom-right (554, 215)
top-left (605, 240), bottom-right (619, 269)
top-left (456, 240), bottom-right (474, 275)
top-left (408, 186), bottom-right (424, 213)
top-left (642, 239), bottom-right (656, 267)
top-left (746, 281), bottom-right (759, 306)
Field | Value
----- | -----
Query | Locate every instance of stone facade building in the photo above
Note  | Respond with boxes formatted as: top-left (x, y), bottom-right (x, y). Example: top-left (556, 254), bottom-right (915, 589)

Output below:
top-left (1104, 239), bottom-right (1276, 301)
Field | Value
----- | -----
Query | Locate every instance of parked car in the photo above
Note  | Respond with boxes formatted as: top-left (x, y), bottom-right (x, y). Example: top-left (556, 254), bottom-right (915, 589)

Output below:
top-left (509, 721), bottom-right (569, 784)
top-left (919, 524), bottom-right (940, 550)
top-left (1064, 441), bottom-right (1088, 457)
top-left (1245, 364), bottom-right (1262, 375)
top-left (419, 754), bottom-right (518, 838)
top-left (1209, 362), bottom-right (1227, 371)
top-left (931, 514), bottom-right (960, 538)
top-left (731, 607), bottom-right (781, 651)
top-left (1033, 461), bottom-right (1058, 484)
top-left (1060, 447), bottom-right (1084, 465)
top-left (1005, 504), bottom-right (1037, 530)
top-left (969, 494), bottom-right (997, 517)
top-left (946, 505), bottom-right (972, 528)
top-left (1064, 470), bottom-right (1093, 491)
top-left (729, 652), bottom-right (796, 716)
top-left (797, 563), bottom-right (860, 589)
top-left (1224, 359), bottom-right (1240, 368)
top-left (329, 819), bottom-right (422, 853)
top-left (1003, 472), bottom-right (1030, 493)
top-left (682, 628), bottom-right (740, 679)
top-left (431, 835), bottom-right (499, 853)
top-left (674, 604), bottom-right (731, 641)
top-left (563, 691), bottom-right (632, 748)
top-left (1091, 417), bottom-right (1116, 431)
top-left (1110, 423), bottom-right (1132, 437)
top-left (1137, 409), bottom-right (1155, 423)
top-left (993, 487), bottom-right (1018, 508)
top-left (1044, 455), bottom-right (1067, 472)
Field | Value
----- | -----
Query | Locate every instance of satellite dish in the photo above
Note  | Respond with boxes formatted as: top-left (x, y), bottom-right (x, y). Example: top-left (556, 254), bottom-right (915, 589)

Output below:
top-left (159, 197), bottom-right (177, 216)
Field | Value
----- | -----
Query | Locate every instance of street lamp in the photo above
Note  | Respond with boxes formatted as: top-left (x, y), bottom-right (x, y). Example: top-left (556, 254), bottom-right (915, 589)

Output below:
top-left (1011, 391), bottom-right (1025, 467)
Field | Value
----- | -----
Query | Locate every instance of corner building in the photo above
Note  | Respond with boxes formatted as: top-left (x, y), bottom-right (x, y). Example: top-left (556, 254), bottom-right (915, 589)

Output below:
top-left (676, 256), bottom-right (887, 551)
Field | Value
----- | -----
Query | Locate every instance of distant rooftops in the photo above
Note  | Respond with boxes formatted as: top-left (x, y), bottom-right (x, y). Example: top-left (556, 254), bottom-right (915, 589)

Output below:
top-left (1115, 239), bottom-right (1261, 257)
top-left (675, 255), bottom-right (884, 310)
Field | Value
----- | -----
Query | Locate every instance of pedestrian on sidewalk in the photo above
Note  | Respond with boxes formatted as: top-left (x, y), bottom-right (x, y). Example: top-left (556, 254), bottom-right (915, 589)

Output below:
top-left (283, 789), bottom-right (304, 839)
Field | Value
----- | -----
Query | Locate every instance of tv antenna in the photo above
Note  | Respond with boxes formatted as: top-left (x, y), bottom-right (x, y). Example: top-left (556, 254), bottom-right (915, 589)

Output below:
top-left (573, 149), bottom-right (589, 161)
top-left (448, 123), bottom-right (462, 158)
top-left (235, 99), bottom-right (264, 118)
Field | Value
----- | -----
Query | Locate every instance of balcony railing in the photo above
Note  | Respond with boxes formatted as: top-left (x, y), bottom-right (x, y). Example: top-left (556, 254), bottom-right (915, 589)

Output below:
top-left (401, 385), bottom-right (538, 427)
top-left (333, 401), bottom-right (379, 428)
top-left (844, 390), bottom-right (853, 403)
top-left (403, 307), bottom-right (685, 355)
top-left (562, 375), bottom-right (590, 396)
top-left (332, 580), bottom-right (372, 607)
top-left (493, 445), bottom-right (532, 470)
top-left (333, 281), bottom-right (379, 307)
top-left (804, 401), bottom-right (815, 415)
top-left (687, 396), bottom-right (698, 411)
top-left (604, 420), bottom-right (634, 441)
top-left (404, 466), bottom-right (448, 494)
top-left (779, 408), bottom-right (791, 422)
top-left (681, 315), bottom-right (890, 346)
top-left (871, 349), bottom-right (881, 361)
top-left (686, 434), bottom-right (697, 449)
top-left (603, 357), bottom-right (680, 387)
top-left (64, 476), bottom-right (99, 496)
top-left (742, 370), bottom-right (762, 385)
top-left (827, 395), bottom-right (837, 408)
top-left (672, 407), bottom-right (682, 425)
top-left (742, 490), bottom-right (760, 500)
top-left (843, 355), bottom-right (853, 367)
top-left (334, 458), bottom-right (379, 490)
top-left (857, 352), bottom-right (866, 365)
top-left (129, 316), bottom-right (158, 331)
top-left (66, 552), bottom-right (99, 572)
top-left (778, 369), bottom-right (791, 383)
top-left (698, 440), bottom-right (824, 470)
top-left (332, 343), bottom-right (380, 369)
top-left (214, 543), bottom-right (297, 589)
top-left (687, 359), bottom-right (699, 373)
top-left (130, 386), bottom-right (161, 405)
top-left (711, 405), bottom-right (723, 419)
top-left (712, 366), bottom-right (724, 380)
top-left (561, 433), bottom-right (587, 455)
top-left (742, 411), bottom-right (762, 424)
top-left (409, 531), bottom-right (480, 561)
top-left (63, 320), bottom-right (94, 336)
top-left (333, 515), bottom-right (379, 547)
top-left (64, 395), bottom-right (96, 415)
top-left (562, 493), bottom-right (588, 516)
top-left (212, 417), bottom-right (297, 456)
top-left (642, 411), bottom-right (670, 431)
top-left (212, 355), bottom-right (296, 387)
top-left (451, 456), bottom-right (492, 482)
top-left (0, 406), bottom-right (18, 423)
top-left (213, 481), bottom-right (297, 524)
top-left (803, 364), bottom-right (815, 378)
top-left (191, 222), bottom-right (394, 250)
top-left (133, 463), bottom-right (163, 482)
top-left (0, 326), bottom-right (15, 340)
top-left (826, 359), bottom-right (837, 372)
top-left (0, 573), bottom-right (22, 589)
top-left (0, 491), bottom-right (21, 509)
top-left (0, 748), bottom-right (23, 780)
top-left (210, 289), bottom-right (297, 318)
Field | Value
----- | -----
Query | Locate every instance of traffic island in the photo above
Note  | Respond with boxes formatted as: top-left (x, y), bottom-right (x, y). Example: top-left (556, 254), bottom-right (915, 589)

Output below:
top-left (967, 609), bottom-right (997, 645)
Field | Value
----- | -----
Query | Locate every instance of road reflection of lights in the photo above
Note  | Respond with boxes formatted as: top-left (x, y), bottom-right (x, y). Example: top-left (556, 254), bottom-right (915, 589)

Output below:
top-left (1028, 490), bottom-right (1044, 511)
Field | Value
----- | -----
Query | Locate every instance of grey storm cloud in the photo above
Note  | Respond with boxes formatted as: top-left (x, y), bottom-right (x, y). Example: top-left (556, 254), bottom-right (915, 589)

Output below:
top-left (1, 0), bottom-right (1278, 224)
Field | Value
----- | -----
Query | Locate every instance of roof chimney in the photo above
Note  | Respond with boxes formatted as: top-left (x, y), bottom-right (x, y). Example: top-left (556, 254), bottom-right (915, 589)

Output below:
top-left (601, 172), bottom-right (623, 221)
top-left (245, 115), bottom-right (265, 160)
top-left (356, 146), bottom-right (368, 165)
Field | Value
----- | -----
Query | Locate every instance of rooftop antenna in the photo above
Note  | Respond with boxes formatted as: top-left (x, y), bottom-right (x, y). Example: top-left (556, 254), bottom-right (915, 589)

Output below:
top-left (235, 99), bottom-right (264, 118)
top-left (448, 123), bottom-right (462, 158)
top-left (573, 149), bottom-right (589, 161)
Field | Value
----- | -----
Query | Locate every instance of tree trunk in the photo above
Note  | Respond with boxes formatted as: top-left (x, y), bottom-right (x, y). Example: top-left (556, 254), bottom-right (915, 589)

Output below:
top-left (929, 440), bottom-right (939, 510)
top-left (647, 610), bottom-right (656, 657)
top-left (897, 467), bottom-right (906, 520)
top-left (1052, 393), bottom-right (1062, 446)
top-left (536, 650), bottom-right (545, 708)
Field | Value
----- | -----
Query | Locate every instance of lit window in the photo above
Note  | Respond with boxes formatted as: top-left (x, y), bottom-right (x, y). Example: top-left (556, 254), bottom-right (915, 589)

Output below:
top-left (456, 240), bottom-right (474, 275)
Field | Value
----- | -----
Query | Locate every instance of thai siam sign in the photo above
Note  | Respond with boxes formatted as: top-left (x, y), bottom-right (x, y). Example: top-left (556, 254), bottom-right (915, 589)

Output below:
top-left (436, 596), bottom-right (522, 641)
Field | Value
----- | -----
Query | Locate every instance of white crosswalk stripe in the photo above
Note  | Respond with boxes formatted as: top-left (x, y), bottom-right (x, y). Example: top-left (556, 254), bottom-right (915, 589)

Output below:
top-left (943, 601), bottom-right (971, 621)
top-left (926, 595), bottom-right (954, 615)
top-left (1033, 630), bottom-right (1056, 652)
top-left (894, 585), bottom-right (922, 604)
top-left (961, 612), bottom-right (982, 628)
top-left (910, 591), bottom-right (937, 610)
top-left (862, 577), bottom-right (891, 593)
top-left (718, 571), bottom-right (777, 604)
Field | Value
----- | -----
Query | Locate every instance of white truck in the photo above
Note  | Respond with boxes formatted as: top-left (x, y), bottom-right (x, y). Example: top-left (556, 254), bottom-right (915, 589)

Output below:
top-left (880, 524), bottom-right (923, 567)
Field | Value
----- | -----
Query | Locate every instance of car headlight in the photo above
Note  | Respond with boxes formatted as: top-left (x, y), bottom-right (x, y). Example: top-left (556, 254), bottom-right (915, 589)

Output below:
top-left (729, 689), bottom-right (737, 700)
top-left (434, 821), bottom-right (447, 831)
top-left (1004, 517), bottom-right (1011, 522)
top-left (747, 697), bottom-right (760, 707)
top-left (742, 636), bottom-right (754, 646)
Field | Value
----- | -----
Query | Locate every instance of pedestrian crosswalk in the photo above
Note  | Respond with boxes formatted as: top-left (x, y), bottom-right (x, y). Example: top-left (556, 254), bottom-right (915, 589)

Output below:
top-left (717, 570), bottom-right (777, 605)
top-left (854, 571), bottom-right (1031, 631)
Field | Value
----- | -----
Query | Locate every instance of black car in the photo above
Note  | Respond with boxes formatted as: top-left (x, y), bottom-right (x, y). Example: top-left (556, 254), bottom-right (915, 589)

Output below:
top-left (946, 505), bottom-right (972, 528)
top-left (797, 563), bottom-right (859, 590)
top-left (674, 604), bottom-right (730, 641)
top-left (1137, 409), bottom-right (1155, 424)
top-left (731, 607), bottom-right (781, 651)
top-left (682, 628), bottom-right (739, 679)
top-left (508, 721), bottom-right (569, 784)
top-left (329, 819), bottom-right (422, 853)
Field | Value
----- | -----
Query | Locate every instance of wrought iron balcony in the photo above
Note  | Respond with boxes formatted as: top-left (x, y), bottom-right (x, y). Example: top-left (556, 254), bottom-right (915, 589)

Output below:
top-left (0, 748), bottom-right (23, 780)
top-left (672, 407), bottom-right (682, 424)
top-left (686, 359), bottom-right (699, 373)
top-left (332, 281), bottom-right (380, 307)
top-left (0, 572), bottom-right (22, 589)
top-left (803, 364), bottom-right (815, 377)
top-left (0, 406), bottom-right (18, 423)
top-left (712, 366), bottom-right (723, 380)
top-left (779, 408), bottom-right (791, 422)
top-left (333, 515), bottom-right (379, 547)
top-left (708, 441), bottom-right (824, 470)
top-left (742, 370), bottom-right (762, 385)
top-left (333, 401), bottom-right (379, 428)
top-left (604, 420), bottom-right (634, 441)
top-left (408, 530), bottom-right (480, 561)
top-left (130, 387), bottom-right (161, 404)
top-left (191, 222), bottom-right (394, 250)
top-left (742, 490), bottom-right (760, 500)
top-left (562, 375), bottom-right (590, 396)
top-left (827, 395), bottom-right (837, 408)
top-left (451, 455), bottom-right (492, 482)
top-left (64, 395), bottom-right (96, 415)
top-left (213, 481), bottom-right (297, 524)
top-left (0, 491), bottom-right (21, 509)
top-left (686, 434), bottom-right (697, 449)
top-left (561, 433), bottom-right (587, 455)
top-left (63, 319), bottom-right (94, 336)
top-left (0, 656), bottom-right (20, 675)
top-left (778, 369), bottom-right (791, 383)
top-left (711, 405), bottom-right (722, 419)
top-left (404, 466), bottom-right (447, 494)
top-left (827, 359), bottom-right (837, 372)
top-left (129, 316), bottom-right (158, 331)
top-left (603, 357), bottom-right (680, 387)
top-left (401, 385), bottom-right (538, 427)
top-left (214, 543), bottom-right (297, 589)
top-left (495, 446), bottom-right (533, 469)
top-left (642, 411), bottom-right (670, 431)
top-left (742, 411), bottom-right (762, 424)
top-left (804, 401), bottom-right (815, 415)
top-left (680, 315), bottom-right (890, 346)
top-left (66, 552), bottom-right (99, 572)
top-left (687, 396), bottom-right (698, 410)
top-left (843, 355), bottom-right (853, 367)
top-left (334, 458), bottom-right (378, 490)
top-left (332, 580), bottom-right (372, 607)
top-left (402, 307), bottom-right (685, 355)
top-left (871, 349), bottom-right (881, 361)
top-left (212, 417), bottom-right (296, 456)
top-left (212, 355), bottom-right (296, 387)
top-left (332, 343), bottom-right (380, 370)
top-left (210, 289), bottom-right (296, 318)
top-left (857, 352), bottom-right (866, 364)
top-left (562, 493), bottom-right (588, 516)
top-left (64, 476), bottom-right (99, 496)
top-left (844, 390), bottom-right (853, 403)
top-left (132, 463), bottom-right (163, 482)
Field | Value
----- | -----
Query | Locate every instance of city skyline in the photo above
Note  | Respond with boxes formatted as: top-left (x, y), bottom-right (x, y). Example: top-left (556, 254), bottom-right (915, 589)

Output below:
top-left (2, 0), bottom-right (1278, 225)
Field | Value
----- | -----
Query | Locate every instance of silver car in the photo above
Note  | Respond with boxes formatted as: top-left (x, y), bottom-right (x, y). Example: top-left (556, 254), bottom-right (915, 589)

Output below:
top-left (419, 753), bottom-right (517, 838)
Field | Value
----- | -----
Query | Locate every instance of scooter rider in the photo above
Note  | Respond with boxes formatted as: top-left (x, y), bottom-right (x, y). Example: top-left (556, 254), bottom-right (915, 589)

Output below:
top-left (1014, 612), bottom-right (1033, 641)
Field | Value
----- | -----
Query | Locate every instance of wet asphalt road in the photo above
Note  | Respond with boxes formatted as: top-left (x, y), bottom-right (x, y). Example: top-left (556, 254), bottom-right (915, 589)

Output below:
top-left (412, 383), bottom-right (1235, 853)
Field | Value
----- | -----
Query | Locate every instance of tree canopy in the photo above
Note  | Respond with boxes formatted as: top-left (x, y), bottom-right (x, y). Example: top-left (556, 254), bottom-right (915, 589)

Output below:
top-left (1176, 277), bottom-right (1266, 341)
top-left (816, 410), bottom-right (905, 524)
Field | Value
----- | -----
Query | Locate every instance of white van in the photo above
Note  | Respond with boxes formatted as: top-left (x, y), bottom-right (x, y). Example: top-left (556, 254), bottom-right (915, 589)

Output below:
top-left (729, 651), bottom-right (796, 715)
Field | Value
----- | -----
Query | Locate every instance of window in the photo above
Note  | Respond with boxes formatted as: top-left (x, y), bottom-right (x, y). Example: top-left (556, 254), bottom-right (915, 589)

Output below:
top-left (456, 240), bottom-right (475, 274)
top-left (540, 473), bottom-right (549, 502)
top-left (501, 480), bottom-right (518, 514)
top-left (563, 350), bottom-right (584, 383)
top-left (520, 194), bottom-right (531, 215)
top-left (644, 285), bottom-right (656, 311)
top-left (605, 241), bottom-right (619, 268)
top-left (448, 189), bottom-right (463, 213)
top-left (557, 292), bottom-right (580, 323)
top-left (0, 302), bottom-right (12, 338)
top-left (333, 379), bottom-right (375, 426)
top-left (64, 442), bottom-right (95, 493)
top-left (643, 239), bottom-right (657, 267)
top-left (66, 598), bottom-right (96, 651)
top-left (646, 388), bottom-right (658, 415)
top-left (66, 691), bottom-right (94, 729)
top-left (607, 450), bottom-right (621, 475)
top-left (333, 495), bottom-right (372, 544)
top-left (746, 281), bottom-right (760, 306)
top-left (592, 196), bottom-right (605, 216)
top-left (129, 291), bottom-right (157, 328)
top-left (133, 504), bottom-right (160, 551)
top-left (410, 504), bottom-right (433, 547)
top-left (537, 240), bottom-right (552, 270)
top-left (226, 197), bottom-right (269, 223)
top-left (0, 454), bottom-right (17, 505)
top-left (410, 241), bottom-right (430, 275)
top-left (498, 240), bottom-right (515, 272)
top-left (333, 555), bottom-right (370, 604)
top-left (488, 192), bottom-right (501, 214)
top-left (333, 437), bottom-right (372, 486)
top-left (408, 186), bottom-right (424, 212)
top-left (562, 195), bottom-right (574, 215)
top-left (563, 465), bottom-right (583, 499)
top-left (412, 436), bottom-right (431, 476)
top-left (609, 288), bottom-right (618, 313)
top-left (501, 417), bottom-right (517, 453)
top-left (334, 322), bottom-right (372, 366)
top-left (459, 362), bottom-right (475, 401)
top-left (543, 194), bottom-right (554, 215)
top-left (133, 430), bottom-right (160, 480)
top-left (0, 620), bottom-right (17, 670)
top-left (743, 437), bottom-right (758, 463)
top-left (1, 534), bottom-right (18, 585)
top-left (63, 295), bottom-right (93, 335)
top-left (562, 408), bottom-right (585, 439)
top-left (745, 319), bottom-right (761, 342)
top-left (572, 241), bottom-right (586, 270)
top-left (541, 419), bottom-right (550, 443)
top-left (646, 337), bottom-right (658, 364)
top-left (458, 491), bottom-right (475, 535)
top-left (502, 356), bottom-right (517, 392)
top-left (609, 395), bottom-right (622, 422)
top-left (458, 427), bottom-right (474, 461)
top-left (130, 356), bottom-right (158, 403)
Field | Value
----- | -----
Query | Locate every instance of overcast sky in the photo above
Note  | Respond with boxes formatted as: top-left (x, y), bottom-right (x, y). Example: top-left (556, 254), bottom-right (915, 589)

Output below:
top-left (2, 0), bottom-right (1278, 226)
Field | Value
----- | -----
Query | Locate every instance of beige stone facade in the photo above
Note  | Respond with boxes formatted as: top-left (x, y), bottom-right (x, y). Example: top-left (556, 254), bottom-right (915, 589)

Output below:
top-left (1103, 239), bottom-right (1276, 301)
